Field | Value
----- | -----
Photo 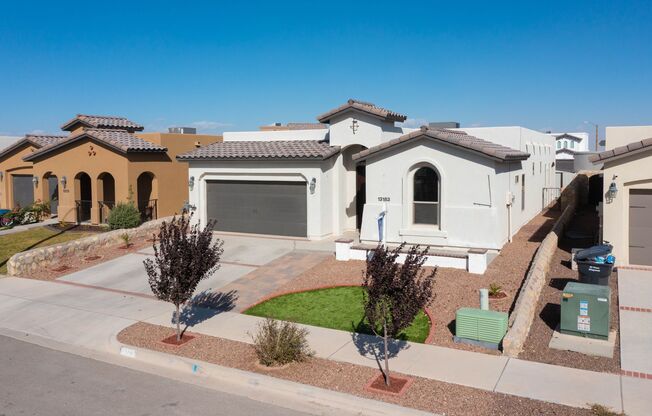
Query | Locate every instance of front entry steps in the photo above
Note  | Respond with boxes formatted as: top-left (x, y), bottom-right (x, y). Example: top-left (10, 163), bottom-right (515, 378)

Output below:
top-left (334, 239), bottom-right (489, 274)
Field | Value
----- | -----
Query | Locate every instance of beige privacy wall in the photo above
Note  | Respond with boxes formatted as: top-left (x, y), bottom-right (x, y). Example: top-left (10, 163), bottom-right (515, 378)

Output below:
top-left (7, 217), bottom-right (173, 277)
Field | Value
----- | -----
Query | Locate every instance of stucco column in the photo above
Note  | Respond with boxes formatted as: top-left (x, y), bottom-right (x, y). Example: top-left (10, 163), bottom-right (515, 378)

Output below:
top-left (90, 175), bottom-right (100, 225)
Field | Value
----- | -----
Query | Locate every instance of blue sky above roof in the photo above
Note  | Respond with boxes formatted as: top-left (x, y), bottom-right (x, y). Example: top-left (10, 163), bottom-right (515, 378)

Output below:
top-left (0, 0), bottom-right (650, 150)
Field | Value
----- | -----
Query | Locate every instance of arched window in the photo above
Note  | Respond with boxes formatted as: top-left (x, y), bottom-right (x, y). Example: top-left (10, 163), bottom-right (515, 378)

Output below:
top-left (413, 166), bottom-right (439, 225)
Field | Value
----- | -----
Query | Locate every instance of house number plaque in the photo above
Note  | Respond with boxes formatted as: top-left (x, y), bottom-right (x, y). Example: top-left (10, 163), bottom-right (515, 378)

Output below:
top-left (377, 197), bottom-right (390, 202)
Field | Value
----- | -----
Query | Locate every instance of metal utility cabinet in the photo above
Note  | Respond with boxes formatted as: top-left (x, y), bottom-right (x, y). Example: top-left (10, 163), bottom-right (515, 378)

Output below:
top-left (560, 282), bottom-right (611, 340)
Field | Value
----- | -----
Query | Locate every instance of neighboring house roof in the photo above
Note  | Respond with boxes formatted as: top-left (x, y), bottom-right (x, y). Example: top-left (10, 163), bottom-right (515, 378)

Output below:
top-left (23, 129), bottom-right (167, 161)
top-left (556, 148), bottom-right (580, 155)
top-left (61, 114), bottom-right (144, 132)
top-left (0, 134), bottom-right (68, 160)
top-left (177, 140), bottom-right (340, 161)
top-left (555, 133), bottom-right (583, 141)
top-left (260, 123), bottom-right (328, 131)
top-left (589, 137), bottom-right (652, 164)
top-left (317, 99), bottom-right (407, 123)
top-left (352, 126), bottom-right (530, 162)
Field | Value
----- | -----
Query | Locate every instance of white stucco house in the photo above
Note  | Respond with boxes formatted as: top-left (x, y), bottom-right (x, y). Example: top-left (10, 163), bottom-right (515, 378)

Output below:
top-left (550, 132), bottom-right (590, 162)
top-left (179, 99), bottom-right (556, 268)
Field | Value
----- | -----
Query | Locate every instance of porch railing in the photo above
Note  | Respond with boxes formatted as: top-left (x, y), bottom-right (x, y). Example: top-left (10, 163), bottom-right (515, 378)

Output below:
top-left (139, 199), bottom-right (158, 222)
top-left (98, 200), bottom-right (115, 224)
top-left (75, 200), bottom-right (92, 223)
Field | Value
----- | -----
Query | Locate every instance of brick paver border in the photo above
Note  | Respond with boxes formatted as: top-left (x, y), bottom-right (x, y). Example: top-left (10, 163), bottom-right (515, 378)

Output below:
top-left (620, 306), bottom-right (652, 313)
top-left (621, 369), bottom-right (652, 380)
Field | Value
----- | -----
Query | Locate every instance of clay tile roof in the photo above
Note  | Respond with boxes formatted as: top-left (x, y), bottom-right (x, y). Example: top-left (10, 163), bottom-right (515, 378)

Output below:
top-left (177, 140), bottom-right (340, 161)
top-left (555, 133), bottom-right (583, 141)
top-left (0, 134), bottom-right (68, 160)
top-left (352, 126), bottom-right (530, 162)
top-left (23, 129), bottom-right (166, 161)
top-left (317, 99), bottom-right (407, 123)
top-left (590, 137), bottom-right (652, 163)
top-left (61, 114), bottom-right (144, 132)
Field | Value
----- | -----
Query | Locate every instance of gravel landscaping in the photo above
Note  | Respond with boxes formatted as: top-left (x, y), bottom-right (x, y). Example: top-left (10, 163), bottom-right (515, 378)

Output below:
top-left (118, 322), bottom-right (593, 416)
top-left (519, 208), bottom-right (621, 373)
top-left (266, 208), bottom-right (561, 354)
top-left (22, 236), bottom-right (153, 281)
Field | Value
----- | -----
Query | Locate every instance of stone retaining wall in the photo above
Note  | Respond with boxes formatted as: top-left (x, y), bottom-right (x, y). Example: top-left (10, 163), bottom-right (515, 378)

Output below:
top-left (7, 217), bottom-right (173, 277)
top-left (502, 174), bottom-right (589, 357)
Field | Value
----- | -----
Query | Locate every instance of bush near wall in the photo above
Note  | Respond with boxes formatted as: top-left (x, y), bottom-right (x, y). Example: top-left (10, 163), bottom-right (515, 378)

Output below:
top-left (6, 216), bottom-right (173, 276)
top-left (107, 202), bottom-right (142, 230)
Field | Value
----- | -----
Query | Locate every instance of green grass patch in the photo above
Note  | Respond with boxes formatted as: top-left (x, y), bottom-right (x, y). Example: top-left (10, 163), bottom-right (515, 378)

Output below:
top-left (0, 227), bottom-right (96, 274)
top-left (244, 286), bottom-right (431, 343)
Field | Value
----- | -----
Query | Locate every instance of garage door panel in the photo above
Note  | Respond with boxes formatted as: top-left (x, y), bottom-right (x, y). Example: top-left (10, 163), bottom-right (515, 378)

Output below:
top-left (12, 175), bottom-right (34, 209)
top-left (206, 180), bottom-right (307, 237)
top-left (629, 189), bottom-right (652, 266)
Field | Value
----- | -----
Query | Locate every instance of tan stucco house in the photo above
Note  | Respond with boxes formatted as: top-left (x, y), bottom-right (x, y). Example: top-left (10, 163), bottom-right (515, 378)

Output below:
top-left (0, 115), bottom-right (221, 225)
top-left (591, 126), bottom-right (652, 266)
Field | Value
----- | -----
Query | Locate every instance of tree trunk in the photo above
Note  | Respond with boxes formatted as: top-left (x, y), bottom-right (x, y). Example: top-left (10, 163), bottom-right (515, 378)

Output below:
top-left (383, 319), bottom-right (390, 386)
top-left (175, 303), bottom-right (181, 341)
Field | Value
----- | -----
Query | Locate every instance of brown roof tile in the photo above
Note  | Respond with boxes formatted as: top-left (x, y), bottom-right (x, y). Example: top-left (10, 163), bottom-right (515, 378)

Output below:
top-left (61, 114), bottom-right (144, 132)
top-left (317, 99), bottom-right (407, 123)
top-left (0, 134), bottom-right (68, 160)
top-left (23, 129), bottom-right (166, 161)
top-left (352, 126), bottom-right (530, 162)
top-left (590, 137), bottom-right (652, 163)
top-left (177, 140), bottom-right (340, 161)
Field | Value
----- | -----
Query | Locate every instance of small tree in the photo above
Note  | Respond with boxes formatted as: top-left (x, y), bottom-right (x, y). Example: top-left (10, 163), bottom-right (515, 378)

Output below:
top-left (144, 214), bottom-right (223, 341)
top-left (363, 243), bottom-right (437, 386)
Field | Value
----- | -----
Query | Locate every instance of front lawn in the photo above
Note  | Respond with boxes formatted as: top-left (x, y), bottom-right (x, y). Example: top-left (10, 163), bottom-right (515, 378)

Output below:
top-left (0, 227), bottom-right (97, 274)
top-left (244, 286), bottom-right (431, 343)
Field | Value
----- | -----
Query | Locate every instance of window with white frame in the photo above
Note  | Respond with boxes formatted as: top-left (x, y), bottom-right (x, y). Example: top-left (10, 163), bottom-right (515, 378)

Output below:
top-left (413, 166), bottom-right (439, 226)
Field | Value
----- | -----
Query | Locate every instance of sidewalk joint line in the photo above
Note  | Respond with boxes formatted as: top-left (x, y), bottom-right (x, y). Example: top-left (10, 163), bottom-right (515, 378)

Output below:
top-left (492, 357), bottom-right (510, 392)
top-left (326, 339), bottom-right (354, 359)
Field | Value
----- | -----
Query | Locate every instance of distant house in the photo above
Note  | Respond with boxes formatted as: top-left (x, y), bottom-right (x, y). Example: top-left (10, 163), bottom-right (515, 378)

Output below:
top-left (0, 115), bottom-right (222, 224)
top-left (180, 99), bottom-right (555, 252)
top-left (592, 125), bottom-right (652, 266)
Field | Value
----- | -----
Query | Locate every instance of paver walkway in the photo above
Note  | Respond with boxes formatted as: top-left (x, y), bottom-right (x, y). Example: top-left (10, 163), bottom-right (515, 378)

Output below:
top-left (0, 276), bottom-right (650, 415)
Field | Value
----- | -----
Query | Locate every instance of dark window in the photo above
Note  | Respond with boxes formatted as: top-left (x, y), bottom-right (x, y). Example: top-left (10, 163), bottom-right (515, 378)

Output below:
top-left (413, 167), bottom-right (439, 225)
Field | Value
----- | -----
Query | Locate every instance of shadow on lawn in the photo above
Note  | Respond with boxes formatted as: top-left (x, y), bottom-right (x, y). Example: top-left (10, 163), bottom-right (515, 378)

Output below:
top-left (176, 289), bottom-right (238, 336)
top-left (350, 319), bottom-right (409, 372)
top-left (0, 225), bottom-right (83, 271)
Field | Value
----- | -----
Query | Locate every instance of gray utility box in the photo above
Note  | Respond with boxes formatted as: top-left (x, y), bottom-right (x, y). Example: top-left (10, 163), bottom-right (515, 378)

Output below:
top-left (560, 282), bottom-right (611, 340)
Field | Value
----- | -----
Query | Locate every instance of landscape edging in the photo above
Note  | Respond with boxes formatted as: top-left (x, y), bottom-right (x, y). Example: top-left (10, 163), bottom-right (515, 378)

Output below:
top-left (501, 174), bottom-right (587, 357)
top-left (6, 216), bottom-right (174, 276)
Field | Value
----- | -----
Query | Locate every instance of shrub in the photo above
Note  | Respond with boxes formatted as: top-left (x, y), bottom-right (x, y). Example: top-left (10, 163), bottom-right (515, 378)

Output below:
top-left (489, 283), bottom-right (503, 297)
top-left (107, 202), bottom-right (141, 230)
top-left (120, 233), bottom-right (131, 248)
top-left (251, 318), bottom-right (313, 367)
top-left (589, 403), bottom-right (626, 416)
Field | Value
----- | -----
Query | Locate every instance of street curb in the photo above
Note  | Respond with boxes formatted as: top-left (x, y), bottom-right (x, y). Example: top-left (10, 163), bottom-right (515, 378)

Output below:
top-left (0, 327), bottom-right (436, 416)
top-left (115, 338), bottom-right (438, 416)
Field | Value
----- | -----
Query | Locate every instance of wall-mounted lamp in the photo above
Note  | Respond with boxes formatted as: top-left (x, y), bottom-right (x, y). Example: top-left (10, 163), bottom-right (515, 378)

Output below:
top-left (606, 175), bottom-right (618, 202)
top-left (32, 176), bottom-right (38, 187)
top-left (309, 177), bottom-right (317, 194)
top-left (188, 176), bottom-right (195, 191)
top-left (0, 171), bottom-right (4, 181)
top-left (60, 176), bottom-right (67, 189)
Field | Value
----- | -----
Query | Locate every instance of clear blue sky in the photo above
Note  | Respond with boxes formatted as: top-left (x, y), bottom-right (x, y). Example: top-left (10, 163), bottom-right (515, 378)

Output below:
top-left (1, 1), bottom-right (650, 148)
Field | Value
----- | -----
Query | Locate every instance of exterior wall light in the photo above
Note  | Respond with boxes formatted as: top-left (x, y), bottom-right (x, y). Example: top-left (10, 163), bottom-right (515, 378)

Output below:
top-left (0, 171), bottom-right (3, 181)
top-left (309, 177), bottom-right (317, 194)
top-left (61, 176), bottom-right (67, 189)
top-left (32, 176), bottom-right (38, 187)
top-left (607, 175), bottom-right (618, 201)
top-left (189, 176), bottom-right (195, 191)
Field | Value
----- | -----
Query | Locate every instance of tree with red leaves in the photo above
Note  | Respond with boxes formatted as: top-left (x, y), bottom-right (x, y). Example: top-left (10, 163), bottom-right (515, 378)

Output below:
top-left (363, 243), bottom-right (437, 386)
top-left (144, 214), bottom-right (223, 341)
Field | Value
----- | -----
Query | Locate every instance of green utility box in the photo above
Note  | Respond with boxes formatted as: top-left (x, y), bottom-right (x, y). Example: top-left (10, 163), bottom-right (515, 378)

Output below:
top-left (455, 307), bottom-right (508, 348)
top-left (560, 282), bottom-right (611, 340)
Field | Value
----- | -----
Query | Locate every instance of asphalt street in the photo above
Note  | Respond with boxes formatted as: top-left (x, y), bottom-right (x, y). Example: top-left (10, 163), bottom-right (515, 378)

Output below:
top-left (0, 335), bottom-right (311, 416)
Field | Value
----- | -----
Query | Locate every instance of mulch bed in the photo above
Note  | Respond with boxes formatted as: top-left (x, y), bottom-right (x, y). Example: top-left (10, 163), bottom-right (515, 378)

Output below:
top-left (22, 236), bottom-right (153, 281)
top-left (266, 208), bottom-right (561, 355)
top-left (118, 322), bottom-right (592, 416)
top-left (520, 208), bottom-right (621, 373)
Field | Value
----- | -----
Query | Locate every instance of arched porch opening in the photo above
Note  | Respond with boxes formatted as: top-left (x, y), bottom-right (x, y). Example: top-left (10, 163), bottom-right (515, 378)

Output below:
top-left (341, 145), bottom-right (367, 231)
top-left (74, 172), bottom-right (92, 223)
top-left (137, 171), bottom-right (158, 221)
top-left (97, 172), bottom-right (116, 223)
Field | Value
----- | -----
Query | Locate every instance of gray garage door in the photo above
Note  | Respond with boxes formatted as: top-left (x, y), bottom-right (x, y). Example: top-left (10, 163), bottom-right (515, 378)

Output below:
top-left (629, 189), bottom-right (652, 266)
top-left (206, 180), bottom-right (307, 237)
top-left (12, 174), bottom-right (34, 209)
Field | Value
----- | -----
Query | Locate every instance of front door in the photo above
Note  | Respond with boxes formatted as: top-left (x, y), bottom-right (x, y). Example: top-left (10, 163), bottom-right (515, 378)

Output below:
top-left (355, 163), bottom-right (366, 230)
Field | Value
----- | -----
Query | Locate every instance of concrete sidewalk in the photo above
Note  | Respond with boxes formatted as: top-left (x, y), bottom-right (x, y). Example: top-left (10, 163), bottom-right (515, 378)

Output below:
top-left (0, 218), bottom-right (58, 236)
top-left (0, 276), bottom-right (649, 415)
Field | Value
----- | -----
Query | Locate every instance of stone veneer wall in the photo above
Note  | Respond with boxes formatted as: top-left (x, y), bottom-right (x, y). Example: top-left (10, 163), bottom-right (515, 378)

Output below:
top-left (502, 174), bottom-right (591, 357)
top-left (7, 216), bottom-right (174, 277)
